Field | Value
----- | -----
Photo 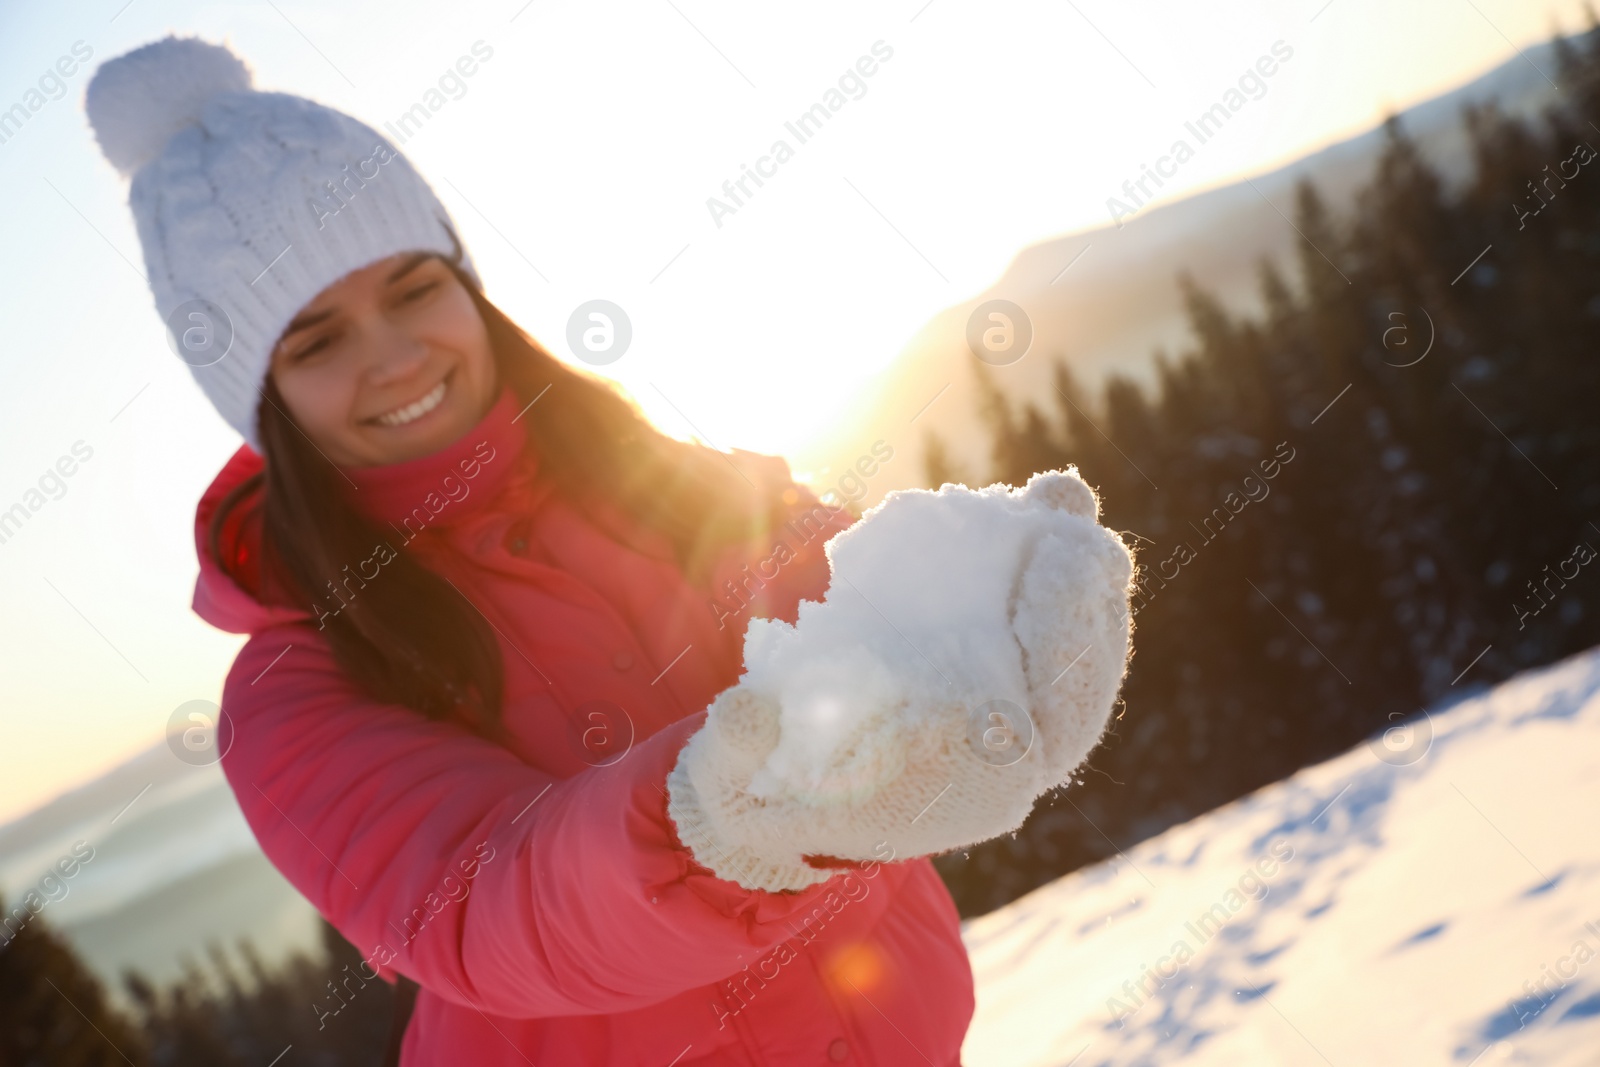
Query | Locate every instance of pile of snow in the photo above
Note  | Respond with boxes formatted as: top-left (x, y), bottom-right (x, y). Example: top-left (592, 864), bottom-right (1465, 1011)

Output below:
top-left (960, 645), bottom-right (1600, 1066)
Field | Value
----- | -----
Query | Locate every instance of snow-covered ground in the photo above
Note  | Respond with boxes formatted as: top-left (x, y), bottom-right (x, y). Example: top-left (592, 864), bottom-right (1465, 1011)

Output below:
top-left (7, 640), bottom-right (1598, 1065)
top-left (960, 645), bottom-right (1600, 1067)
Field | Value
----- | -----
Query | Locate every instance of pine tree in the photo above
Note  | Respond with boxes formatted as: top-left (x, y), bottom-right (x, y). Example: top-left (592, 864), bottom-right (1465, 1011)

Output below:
top-left (922, 429), bottom-right (965, 487)
top-left (123, 920), bottom-right (397, 1066)
top-left (933, 26), bottom-right (1600, 916)
top-left (0, 895), bottom-right (149, 1065)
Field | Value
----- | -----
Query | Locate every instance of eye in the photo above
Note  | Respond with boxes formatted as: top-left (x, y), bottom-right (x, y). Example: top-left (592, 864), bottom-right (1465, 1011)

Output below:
top-left (398, 280), bottom-right (439, 305)
top-left (288, 334), bottom-right (336, 363)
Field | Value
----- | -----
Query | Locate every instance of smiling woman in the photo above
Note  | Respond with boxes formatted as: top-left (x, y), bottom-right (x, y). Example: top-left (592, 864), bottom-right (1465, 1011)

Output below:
top-left (248, 253), bottom-right (789, 728)
top-left (267, 252), bottom-right (500, 468)
top-left (86, 33), bottom-right (981, 1067)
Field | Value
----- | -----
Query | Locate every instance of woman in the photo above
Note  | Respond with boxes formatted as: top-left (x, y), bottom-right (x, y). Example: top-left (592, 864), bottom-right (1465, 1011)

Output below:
top-left (87, 35), bottom-right (979, 1066)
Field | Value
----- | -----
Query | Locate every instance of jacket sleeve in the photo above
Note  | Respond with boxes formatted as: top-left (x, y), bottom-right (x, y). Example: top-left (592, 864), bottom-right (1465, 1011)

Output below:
top-left (218, 624), bottom-right (858, 1020)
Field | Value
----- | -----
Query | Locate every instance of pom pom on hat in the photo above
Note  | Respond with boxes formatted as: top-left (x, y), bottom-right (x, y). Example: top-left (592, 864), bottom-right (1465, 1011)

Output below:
top-left (86, 35), bottom-right (252, 176)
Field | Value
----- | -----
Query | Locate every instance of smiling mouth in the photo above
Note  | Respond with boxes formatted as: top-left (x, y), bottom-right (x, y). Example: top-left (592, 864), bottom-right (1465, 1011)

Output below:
top-left (367, 370), bottom-right (452, 428)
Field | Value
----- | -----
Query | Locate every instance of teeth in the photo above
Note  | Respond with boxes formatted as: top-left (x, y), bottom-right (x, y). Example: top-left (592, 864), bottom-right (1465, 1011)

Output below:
top-left (373, 378), bottom-right (448, 427)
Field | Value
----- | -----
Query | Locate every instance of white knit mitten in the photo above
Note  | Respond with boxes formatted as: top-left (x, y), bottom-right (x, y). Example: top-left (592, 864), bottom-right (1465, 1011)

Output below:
top-left (666, 469), bottom-right (1135, 892)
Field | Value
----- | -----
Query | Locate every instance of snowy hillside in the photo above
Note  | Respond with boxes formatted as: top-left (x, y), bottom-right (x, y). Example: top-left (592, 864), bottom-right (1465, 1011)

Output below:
top-left (5, 636), bottom-right (1599, 1062)
top-left (959, 645), bottom-right (1600, 1067)
top-left (798, 33), bottom-right (1576, 503)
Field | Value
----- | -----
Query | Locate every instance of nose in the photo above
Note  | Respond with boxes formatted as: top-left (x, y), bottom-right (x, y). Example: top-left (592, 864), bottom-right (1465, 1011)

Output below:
top-left (364, 317), bottom-right (430, 385)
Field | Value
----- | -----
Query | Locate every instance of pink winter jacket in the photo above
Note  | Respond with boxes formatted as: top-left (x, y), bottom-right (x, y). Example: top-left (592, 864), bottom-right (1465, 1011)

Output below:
top-left (191, 384), bottom-right (976, 1065)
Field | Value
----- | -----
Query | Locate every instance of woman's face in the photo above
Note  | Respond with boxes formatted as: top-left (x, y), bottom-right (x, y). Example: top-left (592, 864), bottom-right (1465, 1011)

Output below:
top-left (267, 253), bottom-right (498, 468)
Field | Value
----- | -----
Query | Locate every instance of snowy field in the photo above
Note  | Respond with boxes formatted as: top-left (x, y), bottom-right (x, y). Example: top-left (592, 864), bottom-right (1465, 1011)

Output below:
top-left (960, 645), bottom-right (1600, 1067)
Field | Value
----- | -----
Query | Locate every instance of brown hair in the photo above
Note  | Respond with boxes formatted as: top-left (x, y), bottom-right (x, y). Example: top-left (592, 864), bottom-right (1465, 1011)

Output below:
top-left (210, 260), bottom-right (787, 736)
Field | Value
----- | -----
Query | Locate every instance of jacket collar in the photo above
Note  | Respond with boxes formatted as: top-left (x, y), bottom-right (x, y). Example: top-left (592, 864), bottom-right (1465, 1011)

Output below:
top-left (192, 383), bottom-right (535, 635)
top-left (337, 383), bottom-right (532, 532)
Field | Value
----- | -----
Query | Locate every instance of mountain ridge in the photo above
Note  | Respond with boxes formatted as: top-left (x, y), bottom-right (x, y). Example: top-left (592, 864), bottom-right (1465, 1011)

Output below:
top-left (792, 32), bottom-right (1578, 502)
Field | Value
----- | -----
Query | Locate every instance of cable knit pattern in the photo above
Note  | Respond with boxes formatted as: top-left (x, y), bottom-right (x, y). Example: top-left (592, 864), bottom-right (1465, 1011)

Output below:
top-left (85, 36), bottom-right (476, 451)
top-left (666, 468), bottom-right (1137, 892)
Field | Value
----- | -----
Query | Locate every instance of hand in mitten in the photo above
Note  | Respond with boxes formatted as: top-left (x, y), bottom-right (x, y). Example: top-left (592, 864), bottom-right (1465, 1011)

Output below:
top-left (665, 468), bottom-right (1136, 892)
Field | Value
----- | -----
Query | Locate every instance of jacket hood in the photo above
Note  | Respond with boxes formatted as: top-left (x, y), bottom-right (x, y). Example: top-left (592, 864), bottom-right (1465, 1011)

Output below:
top-left (191, 384), bottom-right (529, 635)
top-left (191, 442), bottom-right (305, 635)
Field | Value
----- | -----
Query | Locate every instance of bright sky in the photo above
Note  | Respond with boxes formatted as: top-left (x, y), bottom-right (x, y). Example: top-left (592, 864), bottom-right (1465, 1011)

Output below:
top-left (0, 0), bottom-right (1590, 822)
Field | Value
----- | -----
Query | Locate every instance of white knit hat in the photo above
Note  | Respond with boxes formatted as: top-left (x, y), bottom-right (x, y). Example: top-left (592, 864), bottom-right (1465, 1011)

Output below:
top-left (85, 36), bottom-right (479, 453)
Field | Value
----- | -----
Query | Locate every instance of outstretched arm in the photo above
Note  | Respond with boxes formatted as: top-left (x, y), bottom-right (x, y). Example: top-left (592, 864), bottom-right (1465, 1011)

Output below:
top-left (220, 627), bottom-right (856, 1020)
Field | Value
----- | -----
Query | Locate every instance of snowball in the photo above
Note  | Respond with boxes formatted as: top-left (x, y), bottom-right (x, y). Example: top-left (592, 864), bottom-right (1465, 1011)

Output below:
top-left (741, 472), bottom-right (1108, 797)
